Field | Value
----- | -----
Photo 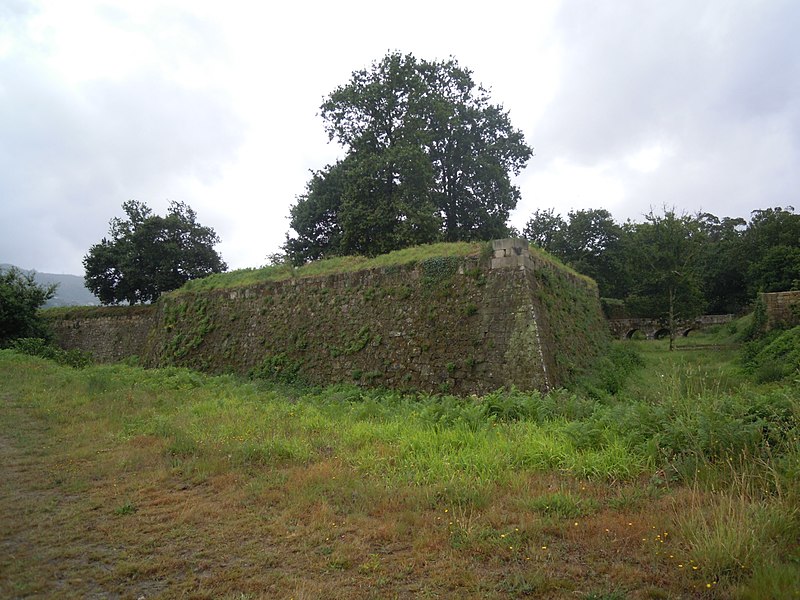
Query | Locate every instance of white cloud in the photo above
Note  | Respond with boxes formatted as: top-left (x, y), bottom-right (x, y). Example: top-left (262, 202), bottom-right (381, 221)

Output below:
top-left (1, 0), bottom-right (798, 274)
top-left (625, 144), bottom-right (674, 174)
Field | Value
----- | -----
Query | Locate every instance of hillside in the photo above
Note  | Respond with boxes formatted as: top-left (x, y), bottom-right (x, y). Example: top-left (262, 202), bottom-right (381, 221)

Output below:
top-left (1, 264), bottom-right (99, 307)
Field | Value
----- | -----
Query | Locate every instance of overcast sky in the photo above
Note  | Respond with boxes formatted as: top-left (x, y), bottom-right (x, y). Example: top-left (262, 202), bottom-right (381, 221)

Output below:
top-left (2, 0), bottom-right (798, 275)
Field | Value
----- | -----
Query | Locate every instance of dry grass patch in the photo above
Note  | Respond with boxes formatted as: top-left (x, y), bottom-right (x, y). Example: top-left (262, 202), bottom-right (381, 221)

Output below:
top-left (2, 349), bottom-right (798, 598)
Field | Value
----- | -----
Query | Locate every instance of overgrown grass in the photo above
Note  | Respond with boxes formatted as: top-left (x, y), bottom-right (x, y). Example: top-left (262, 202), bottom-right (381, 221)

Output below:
top-left (1, 326), bottom-right (798, 598)
top-left (173, 239), bottom-right (596, 294)
top-left (39, 304), bottom-right (156, 322)
top-left (9, 337), bottom-right (93, 368)
top-left (176, 241), bottom-right (487, 293)
top-left (742, 325), bottom-right (800, 383)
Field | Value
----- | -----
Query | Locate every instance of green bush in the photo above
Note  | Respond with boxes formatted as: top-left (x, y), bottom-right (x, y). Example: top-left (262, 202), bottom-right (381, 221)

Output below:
top-left (0, 267), bottom-right (56, 345)
top-left (249, 352), bottom-right (304, 384)
top-left (575, 342), bottom-right (644, 399)
top-left (592, 385), bottom-right (799, 478)
top-left (10, 337), bottom-right (92, 368)
top-left (742, 326), bottom-right (800, 382)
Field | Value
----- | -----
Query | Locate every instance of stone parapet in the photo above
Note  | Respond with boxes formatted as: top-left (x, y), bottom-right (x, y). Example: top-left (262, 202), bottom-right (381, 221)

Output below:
top-left (762, 291), bottom-right (800, 329)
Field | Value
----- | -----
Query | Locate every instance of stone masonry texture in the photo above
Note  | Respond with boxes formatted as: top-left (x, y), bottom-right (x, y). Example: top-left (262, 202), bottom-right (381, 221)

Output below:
top-left (47, 240), bottom-right (610, 395)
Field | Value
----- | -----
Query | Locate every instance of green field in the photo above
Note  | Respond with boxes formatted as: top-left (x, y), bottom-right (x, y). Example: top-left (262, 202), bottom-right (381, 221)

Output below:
top-left (1, 327), bottom-right (798, 598)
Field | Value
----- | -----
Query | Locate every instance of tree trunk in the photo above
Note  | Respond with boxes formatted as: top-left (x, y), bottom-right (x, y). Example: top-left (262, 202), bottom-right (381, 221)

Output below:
top-left (668, 286), bottom-right (676, 351)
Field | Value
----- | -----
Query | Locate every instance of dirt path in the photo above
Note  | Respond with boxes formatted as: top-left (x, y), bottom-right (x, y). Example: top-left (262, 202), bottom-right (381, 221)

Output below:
top-left (0, 401), bottom-right (143, 599)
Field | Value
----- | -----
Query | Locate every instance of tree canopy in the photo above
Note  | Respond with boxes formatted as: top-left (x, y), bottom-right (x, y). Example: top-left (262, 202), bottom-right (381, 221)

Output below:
top-left (625, 209), bottom-right (706, 349)
top-left (84, 201), bottom-right (227, 305)
top-left (523, 208), bottom-right (626, 298)
top-left (741, 207), bottom-right (800, 294)
top-left (284, 52), bottom-right (533, 264)
top-left (0, 266), bottom-right (57, 345)
top-left (523, 205), bottom-right (800, 330)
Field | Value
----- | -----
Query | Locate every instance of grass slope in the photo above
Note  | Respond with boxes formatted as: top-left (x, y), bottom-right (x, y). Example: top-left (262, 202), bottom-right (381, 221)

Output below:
top-left (1, 327), bottom-right (798, 598)
top-left (174, 240), bottom-right (594, 294)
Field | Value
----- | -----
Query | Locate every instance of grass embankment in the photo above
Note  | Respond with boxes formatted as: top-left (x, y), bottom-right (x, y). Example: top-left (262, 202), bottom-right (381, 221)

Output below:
top-left (173, 239), bottom-right (594, 294)
top-left (1, 323), bottom-right (798, 598)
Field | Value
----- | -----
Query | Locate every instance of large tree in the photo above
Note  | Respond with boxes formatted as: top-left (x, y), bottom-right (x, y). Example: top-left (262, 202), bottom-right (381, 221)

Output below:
top-left (522, 208), bottom-right (567, 254)
top-left (84, 200), bottom-right (226, 305)
top-left (285, 52), bottom-right (533, 263)
top-left (626, 209), bottom-right (706, 350)
top-left (0, 267), bottom-right (57, 345)
top-left (742, 207), bottom-right (800, 294)
top-left (523, 208), bottom-right (627, 298)
top-left (694, 212), bottom-right (748, 313)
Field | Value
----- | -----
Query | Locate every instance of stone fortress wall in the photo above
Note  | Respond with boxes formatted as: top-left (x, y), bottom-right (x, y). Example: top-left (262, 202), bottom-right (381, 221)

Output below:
top-left (47, 239), bottom-right (610, 395)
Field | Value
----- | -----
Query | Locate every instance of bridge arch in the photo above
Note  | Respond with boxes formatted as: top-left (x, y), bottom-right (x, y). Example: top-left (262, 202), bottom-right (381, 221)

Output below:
top-left (609, 314), bottom-right (734, 340)
top-left (653, 328), bottom-right (670, 339)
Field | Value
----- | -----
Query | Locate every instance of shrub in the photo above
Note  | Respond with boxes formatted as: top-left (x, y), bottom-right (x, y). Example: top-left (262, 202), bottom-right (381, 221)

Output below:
top-left (741, 326), bottom-right (800, 382)
top-left (575, 342), bottom-right (644, 399)
top-left (249, 352), bottom-right (304, 384)
top-left (10, 337), bottom-right (92, 368)
top-left (0, 267), bottom-right (56, 345)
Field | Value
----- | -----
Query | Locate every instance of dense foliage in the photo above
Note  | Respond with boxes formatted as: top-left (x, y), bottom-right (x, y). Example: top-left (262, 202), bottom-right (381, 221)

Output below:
top-left (2, 323), bottom-right (798, 596)
top-left (284, 52), bottom-right (532, 264)
top-left (0, 266), bottom-right (56, 345)
top-left (9, 337), bottom-right (92, 368)
top-left (84, 201), bottom-right (227, 305)
top-left (742, 325), bottom-right (800, 383)
top-left (524, 205), bottom-right (800, 320)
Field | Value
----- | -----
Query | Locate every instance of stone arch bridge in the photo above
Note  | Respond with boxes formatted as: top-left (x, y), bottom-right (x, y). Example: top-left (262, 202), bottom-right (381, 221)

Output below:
top-left (609, 314), bottom-right (735, 340)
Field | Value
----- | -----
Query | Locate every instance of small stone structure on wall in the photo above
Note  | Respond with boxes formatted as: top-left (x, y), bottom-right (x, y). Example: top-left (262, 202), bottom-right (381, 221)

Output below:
top-left (762, 290), bottom-right (800, 329)
top-left (47, 306), bottom-right (156, 362)
top-left (47, 239), bottom-right (610, 395)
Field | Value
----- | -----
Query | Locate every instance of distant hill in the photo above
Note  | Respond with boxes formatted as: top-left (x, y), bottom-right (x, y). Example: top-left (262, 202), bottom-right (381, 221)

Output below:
top-left (1, 264), bottom-right (100, 307)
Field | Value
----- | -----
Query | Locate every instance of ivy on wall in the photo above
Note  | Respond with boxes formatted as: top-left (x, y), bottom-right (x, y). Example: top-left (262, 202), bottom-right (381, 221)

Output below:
top-left (47, 247), bottom-right (611, 394)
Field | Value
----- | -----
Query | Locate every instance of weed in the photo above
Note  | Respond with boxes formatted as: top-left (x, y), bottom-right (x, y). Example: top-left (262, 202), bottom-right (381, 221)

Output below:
top-left (327, 556), bottom-right (351, 571)
top-left (249, 353), bottom-right (304, 384)
top-left (582, 592), bottom-right (626, 600)
top-left (10, 337), bottom-right (92, 368)
top-left (673, 469), bottom-right (800, 583)
top-left (114, 501), bottom-right (137, 516)
top-left (735, 561), bottom-right (800, 599)
top-left (522, 491), bottom-right (598, 519)
top-left (497, 571), bottom-right (555, 595)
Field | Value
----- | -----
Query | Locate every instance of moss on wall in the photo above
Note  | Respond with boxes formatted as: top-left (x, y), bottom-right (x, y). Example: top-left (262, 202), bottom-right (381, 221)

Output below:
top-left (763, 291), bottom-right (800, 329)
top-left (47, 240), bottom-right (609, 394)
top-left (43, 305), bottom-right (157, 363)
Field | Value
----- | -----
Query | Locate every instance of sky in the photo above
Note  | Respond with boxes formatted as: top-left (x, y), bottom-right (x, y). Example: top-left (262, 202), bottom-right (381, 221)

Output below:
top-left (1, 0), bottom-right (798, 275)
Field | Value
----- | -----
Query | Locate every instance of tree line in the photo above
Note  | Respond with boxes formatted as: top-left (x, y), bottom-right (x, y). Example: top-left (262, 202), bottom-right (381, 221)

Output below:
top-left (5, 50), bottom-right (795, 350)
top-left (523, 206), bottom-right (799, 315)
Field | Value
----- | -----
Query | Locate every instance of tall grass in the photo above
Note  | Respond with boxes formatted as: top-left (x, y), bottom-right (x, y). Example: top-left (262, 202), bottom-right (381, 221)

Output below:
top-left (176, 241), bottom-right (486, 293)
top-left (673, 457), bottom-right (800, 586)
top-left (173, 239), bottom-right (595, 293)
top-left (2, 325), bottom-right (799, 597)
top-left (3, 334), bottom-right (797, 492)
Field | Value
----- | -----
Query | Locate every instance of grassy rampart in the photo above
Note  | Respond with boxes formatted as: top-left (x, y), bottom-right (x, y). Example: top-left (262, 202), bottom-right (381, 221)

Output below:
top-left (45, 241), bottom-right (608, 393)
